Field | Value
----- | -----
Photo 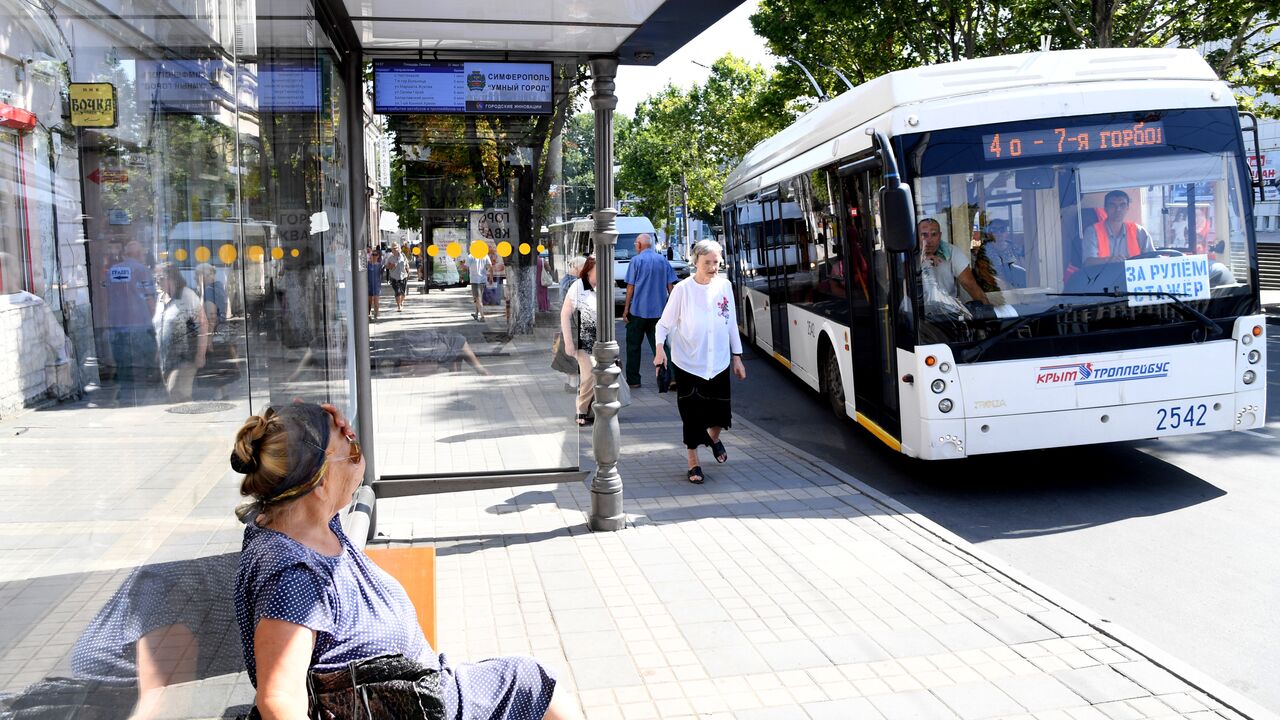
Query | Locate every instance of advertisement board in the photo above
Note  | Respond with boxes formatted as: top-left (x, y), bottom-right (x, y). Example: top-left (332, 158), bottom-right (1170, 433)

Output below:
top-left (374, 61), bottom-right (552, 115)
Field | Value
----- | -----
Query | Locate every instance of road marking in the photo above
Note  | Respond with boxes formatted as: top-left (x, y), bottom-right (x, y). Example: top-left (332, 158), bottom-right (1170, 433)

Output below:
top-left (1242, 429), bottom-right (1274, 439)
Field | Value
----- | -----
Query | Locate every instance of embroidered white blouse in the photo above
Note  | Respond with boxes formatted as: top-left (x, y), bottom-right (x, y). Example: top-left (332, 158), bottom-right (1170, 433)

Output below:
top-left (655, 276), bottom-right (743, 380)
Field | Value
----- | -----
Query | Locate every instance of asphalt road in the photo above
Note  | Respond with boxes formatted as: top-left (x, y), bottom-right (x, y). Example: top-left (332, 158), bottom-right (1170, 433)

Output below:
top-left (724, 328), bottom-right (1280, 713)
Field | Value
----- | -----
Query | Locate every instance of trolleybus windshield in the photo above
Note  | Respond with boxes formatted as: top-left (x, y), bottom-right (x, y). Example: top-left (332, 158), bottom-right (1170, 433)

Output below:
top-left (899, 107), bottom-right (1256, 357)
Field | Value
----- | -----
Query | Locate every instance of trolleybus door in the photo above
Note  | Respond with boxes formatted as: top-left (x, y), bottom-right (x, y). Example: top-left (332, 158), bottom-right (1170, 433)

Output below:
top-left (838, 169), bottom-right (901, 438)
top-left (761, 189), bottom-right (791, 359)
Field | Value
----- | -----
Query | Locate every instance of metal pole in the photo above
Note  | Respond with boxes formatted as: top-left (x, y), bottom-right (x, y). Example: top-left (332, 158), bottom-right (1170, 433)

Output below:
top-left (681, 170), bottom-right (690, 260)
top-left (345, 51), bottom-right (376, 487)
top-left (588, 57), bottom-right (624, 532)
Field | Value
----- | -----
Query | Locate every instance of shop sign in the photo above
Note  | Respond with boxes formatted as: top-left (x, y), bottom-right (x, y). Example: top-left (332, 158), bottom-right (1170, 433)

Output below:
top-left (87, 168), bottom-right (128, 185)
top-left (470, 209), bottom-right (518, 247)
top-left (70, 83), bottom-right (118, 127)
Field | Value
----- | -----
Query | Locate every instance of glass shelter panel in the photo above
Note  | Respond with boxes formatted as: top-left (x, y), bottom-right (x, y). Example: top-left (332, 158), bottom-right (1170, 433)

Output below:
top-left (0, 0), bottom-right (358, 715)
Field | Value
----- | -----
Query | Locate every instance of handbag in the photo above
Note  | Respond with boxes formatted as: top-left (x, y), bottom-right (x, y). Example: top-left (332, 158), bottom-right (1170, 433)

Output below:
top-left (551, 333), bottom-right (578, 374)
top-left (244, 654), bottom-right (446, 720)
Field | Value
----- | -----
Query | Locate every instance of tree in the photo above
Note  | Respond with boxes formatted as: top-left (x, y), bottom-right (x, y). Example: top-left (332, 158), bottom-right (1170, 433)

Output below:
top-left (617, 55), bottom-right (792, 237)
top-left (751, 0), bottom-right (1278, 115)
top-left (560, 111), bottom-right (633, 218)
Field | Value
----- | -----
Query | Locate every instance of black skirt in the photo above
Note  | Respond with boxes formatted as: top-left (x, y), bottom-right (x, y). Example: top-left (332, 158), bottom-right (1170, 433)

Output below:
top-left (673, 364), bottom-right (732, 449)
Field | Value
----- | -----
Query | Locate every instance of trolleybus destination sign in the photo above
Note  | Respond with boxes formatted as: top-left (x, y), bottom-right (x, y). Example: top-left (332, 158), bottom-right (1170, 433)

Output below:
top-left (373, 61), bottom-right (552, 115)
top-left (982, 121), bottom-right (1166, 160)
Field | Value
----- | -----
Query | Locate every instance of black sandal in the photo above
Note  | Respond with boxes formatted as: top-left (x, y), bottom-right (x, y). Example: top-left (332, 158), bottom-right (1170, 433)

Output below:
top-left (687, 466), bottom-right (704, 484)
top-left (710, 439), bottom-right (728, 464)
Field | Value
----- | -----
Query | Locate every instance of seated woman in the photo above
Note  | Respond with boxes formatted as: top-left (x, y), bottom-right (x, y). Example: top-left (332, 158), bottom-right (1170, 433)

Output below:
top-left (232, 403), bottom-right (578, 720)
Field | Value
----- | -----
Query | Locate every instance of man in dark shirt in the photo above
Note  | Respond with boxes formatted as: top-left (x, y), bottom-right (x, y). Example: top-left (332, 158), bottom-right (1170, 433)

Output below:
top-left (104, 241), bottom-right (157, 383)
top-left (623, 233), bottom-right (677, 388)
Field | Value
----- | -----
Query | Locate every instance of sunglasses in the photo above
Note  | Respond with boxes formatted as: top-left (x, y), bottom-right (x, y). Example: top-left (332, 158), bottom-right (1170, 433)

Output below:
top-left (300, 435), bottom-right (363, 464)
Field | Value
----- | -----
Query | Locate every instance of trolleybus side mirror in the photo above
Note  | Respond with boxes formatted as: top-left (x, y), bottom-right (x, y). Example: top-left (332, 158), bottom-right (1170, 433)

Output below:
top-left (881, 186), bottom-right (917, 254)
top-left (864, 127), bottom-right (917, 253)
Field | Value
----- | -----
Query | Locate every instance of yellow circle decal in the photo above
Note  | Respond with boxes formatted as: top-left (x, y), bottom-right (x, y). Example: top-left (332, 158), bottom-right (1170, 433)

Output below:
top-left (174, 248), bottom-right (188, 262)
top-left (427, 245), bottom-right (439, 257)
top-left (446, 242), bottom-right (462, 259)
top-left (271, 247), bottom-right (285, 260)
top-left (218, 244), bottom-right (237, 265)
top-left (517, 243), bottom-right (531, 255)
top-left (469, 240), bottom-right (488, 259)
top-left (194, 246), bottom-right (211, 263)
top-left (412, 246), bottom-right (421, 256)
top-left (496, 241), bottom-right (513, 257)
top-left (291, 248), bottom-right (300, 257)
top-left (248, 245), bottom-right (265, 262)
top-left (537, 244), bottom-right (546, 253)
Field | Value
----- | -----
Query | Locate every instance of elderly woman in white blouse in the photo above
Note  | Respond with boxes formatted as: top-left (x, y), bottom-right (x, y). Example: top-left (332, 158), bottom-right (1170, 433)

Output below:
top-left (654, 240), bottom-right (746, 484)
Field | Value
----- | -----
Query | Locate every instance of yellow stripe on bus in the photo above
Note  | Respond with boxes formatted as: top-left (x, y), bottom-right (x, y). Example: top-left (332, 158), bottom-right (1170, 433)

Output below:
top-left (771, 352), bottom-right (792, 369)
top-left (855, 412), bottom-right (902, 453)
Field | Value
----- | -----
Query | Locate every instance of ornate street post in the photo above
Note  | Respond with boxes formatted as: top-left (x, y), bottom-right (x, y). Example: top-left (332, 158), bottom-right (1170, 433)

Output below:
top-left (588, 57), bottom-right (625, 531)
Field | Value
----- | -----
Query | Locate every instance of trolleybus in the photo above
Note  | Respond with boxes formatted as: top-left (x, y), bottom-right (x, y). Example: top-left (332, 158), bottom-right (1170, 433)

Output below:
top-left (721, 48), bottom-right (1267, 459)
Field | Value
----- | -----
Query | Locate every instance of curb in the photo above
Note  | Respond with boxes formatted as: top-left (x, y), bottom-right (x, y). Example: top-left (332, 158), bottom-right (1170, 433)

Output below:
top-left (731, 413), bottom-right (1279, 720)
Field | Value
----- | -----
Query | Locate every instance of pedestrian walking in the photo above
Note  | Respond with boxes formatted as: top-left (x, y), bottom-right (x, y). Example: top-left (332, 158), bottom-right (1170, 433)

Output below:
top-left (622, 233), bottom-right (676, 388)
top-left (366, 248), bottom-right (383, 320)
top-left (104, 240), bottom-right (158, 385)
top-left (153, 264), bottom-right (208, 403)
top-left (559, 256), bottom-right (597, 426)
top-left (654, 240), bottom-right (746, 484)
top-left (384, 244), bottom-right (410, 312)
top-left (465, 252), bottom-right (493, 321)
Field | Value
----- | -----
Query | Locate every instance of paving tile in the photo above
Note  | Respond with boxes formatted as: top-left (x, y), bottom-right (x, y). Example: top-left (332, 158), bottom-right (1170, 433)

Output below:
top-left (756, 639), bottom-right (831, 671)
top-left (866, 627), bottom-right (951, 659)
top-left (868, 689), bottom-right (961, 719)
top-left (570, 654), bottom-right (642, 691)
top-left (811, 633), bottom-right (892, 665)
top-left (734, 706), bottom-right (809, 720)
top-left (804, 697), bottom-right (886, 719)
top-left (975, 615), bottom-right (1059, 645)
top-left (1052, 666), bottom-right (1149, 704)
top-left (994, 674), bottom-right (1088, 712)
top-left (931, 681), bottom-right (1025, 719)
top-left (1108, 661), bottom-right (1190, 696)
top-left (695, 645), bottom-right (774, 678)
top-left (924, 623), bottom-right (1004, 653)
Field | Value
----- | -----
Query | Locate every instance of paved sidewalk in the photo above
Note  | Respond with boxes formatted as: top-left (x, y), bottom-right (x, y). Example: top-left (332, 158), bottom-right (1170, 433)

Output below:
top-left (373, 384), bottom-right (1262, 720)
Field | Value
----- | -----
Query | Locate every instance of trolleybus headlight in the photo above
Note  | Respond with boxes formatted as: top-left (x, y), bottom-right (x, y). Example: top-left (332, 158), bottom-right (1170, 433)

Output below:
top-left (1243, 370), bottom-right (1257, 385)
top-left (939, 362), bottom-right (952, 373)
top-left (938, 399), bottom-right (954, 413)
top-left (1248, 349), bottom-right (1261, 364)
top-left (1242, 334), bottom-right (1253, 346)
top-left (1253, 325), bottom-right (1264, 337)
top-left (930, 379), bottom-right (946, 394)
top-left (925, 355), bottom-right (937, 367)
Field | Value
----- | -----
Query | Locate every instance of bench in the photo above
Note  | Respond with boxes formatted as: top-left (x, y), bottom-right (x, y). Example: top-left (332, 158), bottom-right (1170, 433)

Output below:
top-left (364, 545), bottom-right (438, 650)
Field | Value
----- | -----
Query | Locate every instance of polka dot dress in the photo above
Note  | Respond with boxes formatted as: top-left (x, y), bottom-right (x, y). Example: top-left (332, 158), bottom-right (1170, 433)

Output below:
top-left (235, 515), bottom-right (556, 720)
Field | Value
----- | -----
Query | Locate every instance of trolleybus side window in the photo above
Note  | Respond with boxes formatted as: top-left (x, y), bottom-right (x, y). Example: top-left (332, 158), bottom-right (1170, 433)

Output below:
top-left (805, 169), bottom-right (847, 302)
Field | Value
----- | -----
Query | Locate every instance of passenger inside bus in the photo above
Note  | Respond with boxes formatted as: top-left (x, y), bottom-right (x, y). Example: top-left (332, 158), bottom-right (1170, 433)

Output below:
top-left (1082, 190), bottom-right (1155, 264)
top-left (971, 218), bottom-right (1026, 292)
top-left (918, 218), bottom-right (991, 306)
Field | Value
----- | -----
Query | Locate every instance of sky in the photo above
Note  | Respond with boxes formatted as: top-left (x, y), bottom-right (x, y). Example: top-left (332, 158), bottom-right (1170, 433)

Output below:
top-left (612, 1), bottom-right (778, 118)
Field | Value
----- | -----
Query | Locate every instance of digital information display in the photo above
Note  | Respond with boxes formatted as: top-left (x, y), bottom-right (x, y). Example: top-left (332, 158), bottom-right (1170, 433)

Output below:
top-left (982, 121), bottom-right (1165, 161)
top-left (374, 61), bottom-right (552, 115)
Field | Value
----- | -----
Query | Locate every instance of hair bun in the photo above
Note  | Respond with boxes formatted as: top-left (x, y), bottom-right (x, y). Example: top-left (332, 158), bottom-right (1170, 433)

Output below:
top-left (230, 450), bottom-right (259, 474)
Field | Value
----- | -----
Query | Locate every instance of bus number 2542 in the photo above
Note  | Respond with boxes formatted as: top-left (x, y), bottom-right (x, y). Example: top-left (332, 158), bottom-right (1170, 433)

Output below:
top-left (1155, 404), bottom-right (1207, 431)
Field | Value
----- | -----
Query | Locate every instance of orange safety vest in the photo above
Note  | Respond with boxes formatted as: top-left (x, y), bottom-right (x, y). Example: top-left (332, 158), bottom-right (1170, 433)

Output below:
top-left (1093, 221), bottom-right (1140, 259)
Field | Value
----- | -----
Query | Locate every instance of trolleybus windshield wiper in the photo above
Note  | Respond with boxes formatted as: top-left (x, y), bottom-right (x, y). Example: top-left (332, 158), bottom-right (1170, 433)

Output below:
top-left (1048, 291), bottom-right (1224, 340)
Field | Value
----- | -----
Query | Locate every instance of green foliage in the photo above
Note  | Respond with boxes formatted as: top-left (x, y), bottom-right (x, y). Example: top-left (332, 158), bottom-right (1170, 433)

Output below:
top-left (560, 111), bottom-right (633, 217)
top-left (617, 55), bottom-right (793, 231)
top-left (752, 0), bottom-right (1278, 116)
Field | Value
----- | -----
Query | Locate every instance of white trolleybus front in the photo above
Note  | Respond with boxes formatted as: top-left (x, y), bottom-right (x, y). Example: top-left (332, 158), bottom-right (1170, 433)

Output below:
top-left (721, 49), bottom-right (1267, 459)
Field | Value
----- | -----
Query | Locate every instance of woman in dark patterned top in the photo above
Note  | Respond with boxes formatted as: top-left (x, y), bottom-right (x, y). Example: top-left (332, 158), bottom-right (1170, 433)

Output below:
top-left (231, 403), bottom-right (580, 720)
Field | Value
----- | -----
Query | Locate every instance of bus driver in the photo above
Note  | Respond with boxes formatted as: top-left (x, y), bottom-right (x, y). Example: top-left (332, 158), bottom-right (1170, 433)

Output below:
top-left (1084, 190), bottom-right (1154, 264)
top-left (918, 218), bottom-right (991, 306)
